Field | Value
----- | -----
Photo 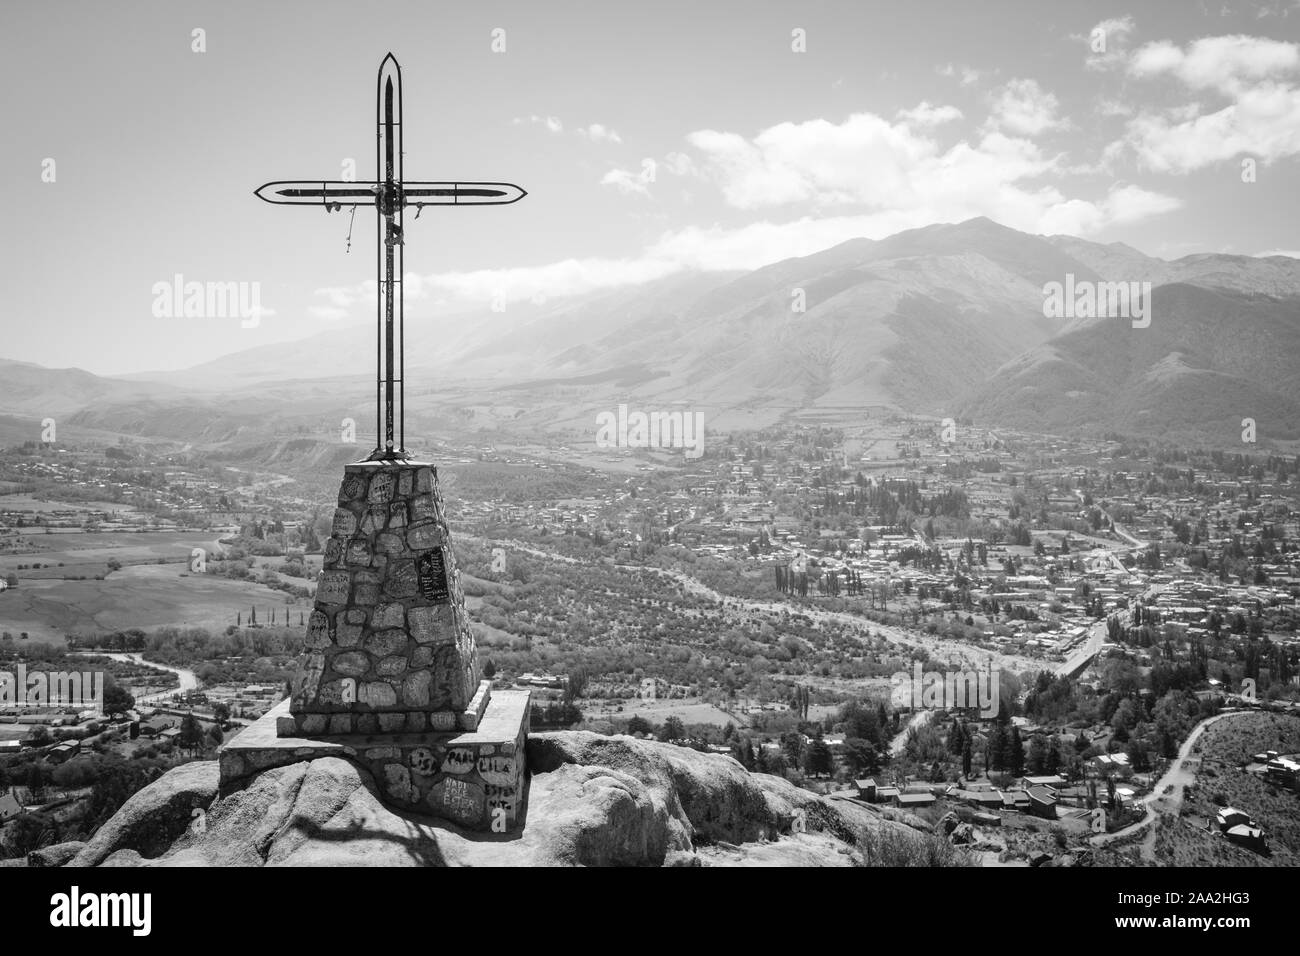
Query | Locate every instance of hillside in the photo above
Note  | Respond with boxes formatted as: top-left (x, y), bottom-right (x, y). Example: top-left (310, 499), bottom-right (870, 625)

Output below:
top-left (6, 218), bottom-right (1299, 445)
top-left (966, 283), bottom-right (1300, 442)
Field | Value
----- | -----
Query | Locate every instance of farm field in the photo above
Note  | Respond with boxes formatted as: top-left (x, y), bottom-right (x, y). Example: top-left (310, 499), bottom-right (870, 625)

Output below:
top-left (0, 563), bottom-right (311, 643)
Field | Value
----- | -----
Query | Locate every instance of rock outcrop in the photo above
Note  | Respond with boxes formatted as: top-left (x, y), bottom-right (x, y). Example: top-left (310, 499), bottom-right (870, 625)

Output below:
top-left (53, 732), bottom-right (926, 867)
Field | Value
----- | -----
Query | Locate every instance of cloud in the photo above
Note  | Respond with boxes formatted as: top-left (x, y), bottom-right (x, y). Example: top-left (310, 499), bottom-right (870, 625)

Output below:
top-left (577, 123), bottom-right (623, 144)
top-left (513, 114), bottom-right (564, 133)
top-left (1120, 35), bottom-right (1300, 172)
top-left (308, 304), bottom-right (349, 321)
top-left (938, 63), bottom-right (983, 86)
top-left (896, 101), bottom-right (964, 127)
top-left (1129, 34), bottom-right (1298, 93)
top-left (985, 78), bottom-right (1067, 136)
top-left (1083, 15), bottom-right (1137, 71)
top-left (1256, 248), bottom-right (1300, 257)
top-left (600, 159), bottom-right (659, 196)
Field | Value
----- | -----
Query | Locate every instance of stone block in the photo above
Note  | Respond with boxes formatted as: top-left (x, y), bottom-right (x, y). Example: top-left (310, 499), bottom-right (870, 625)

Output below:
top-left (332, 508), bottom-right (357, 536)
top-left (429, 777), bottom-right (483, 827)
top-left (406, 522), bottom-right (442, 550)
top-left (371, 602), bottom-right (405, 629)
top-left (401, 670), bottom-right (431, 706)
top-left (332, 651), bottom-right (369, 677)
top-left (376, 655), bottom-right (408, 677)
top-left (367, 471), bottom-right (395, 503)
top-left (365, 628), bottom-right (407, 657)
top-left (328, 714), bottom-right (353, 735)
top-left (359, 682), bottom-right (397, 708)
top-left (317, 571), bottom-right (350, 605)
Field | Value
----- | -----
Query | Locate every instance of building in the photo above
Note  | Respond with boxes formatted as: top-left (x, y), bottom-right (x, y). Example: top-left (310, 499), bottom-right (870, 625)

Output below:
top-left (1225, 823), bottom-right (1266, 853)
top-left (1215, 807), bottom-right (1252, 831)
top-left (46, 740), bottom-right (80, 764)
top-left (1027, 786), bottom-right (1058, 819)
top-left (1264, 757), bottom-right (1299, 788)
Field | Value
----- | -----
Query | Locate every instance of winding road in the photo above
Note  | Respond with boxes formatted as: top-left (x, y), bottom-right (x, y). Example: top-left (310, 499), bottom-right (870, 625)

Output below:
top-left (1089, 709), bottom-right (1254, 854)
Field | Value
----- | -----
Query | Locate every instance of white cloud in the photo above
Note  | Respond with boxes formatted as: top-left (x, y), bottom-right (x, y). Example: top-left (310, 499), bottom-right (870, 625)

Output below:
top-left (577, 123), bottom-right (623, 144)
top-left (938, 63), bottom-right (983, 86)
top-left (308, 304), bottom-right (349, 321)
top-left (896, 101), bottom-right (964, 127)
top-left (1256, 248), bottom-right (1300, 257)
top-left (1120, 35), bottom-right (1300, 172)
top-left (513, 114), bottom-right (564, 133)
top-left (1129, 34), bottom-right (1298, 93)
top-left (986, 78), bottom-right (1067, 136)
top-left (600, 159), bottom-right (658, 196)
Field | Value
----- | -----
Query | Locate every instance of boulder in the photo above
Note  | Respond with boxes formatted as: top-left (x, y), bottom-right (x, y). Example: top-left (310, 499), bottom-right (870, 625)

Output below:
top-left (70, 760), bottom-right (219, 867)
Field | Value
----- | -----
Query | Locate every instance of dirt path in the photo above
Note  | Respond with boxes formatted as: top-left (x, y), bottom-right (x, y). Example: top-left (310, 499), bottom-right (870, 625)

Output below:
top-left (1089, 709), bottom-right (1252, 856)
top-left (890, 709), bottom-right (934, 757)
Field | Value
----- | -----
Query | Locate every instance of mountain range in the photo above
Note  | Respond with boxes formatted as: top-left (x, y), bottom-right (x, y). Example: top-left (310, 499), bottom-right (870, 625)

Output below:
top-left (6, 217), bottom-right (1299, 452)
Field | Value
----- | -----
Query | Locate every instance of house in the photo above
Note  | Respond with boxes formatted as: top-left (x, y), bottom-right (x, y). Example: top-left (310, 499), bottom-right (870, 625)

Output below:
top-left (46, 740), bottom-right (80, 764)
top-left (1001, 789), bottom-right (1031, 811)
top-left (1027, 786), bottom-right (1058, 819)
top-left (875, 786), bottom-right (901, 804)
top-left (1225, 823), bottom-right (1266, 853)
top-left (1264, 757), bottom-right (1299, 788)
top-left (897, 792), bottom-right (935, 808)
top-left (1215, 807), bottom-right (1253, 831)
top-left (1021, 774), bottom-right (1067, 790)
top-left (854, 778), bottom-right (877, 802)
top-left (952, 788), bottom-right (1004, 808)
top-left (139, 716), bottom-right (173, 738)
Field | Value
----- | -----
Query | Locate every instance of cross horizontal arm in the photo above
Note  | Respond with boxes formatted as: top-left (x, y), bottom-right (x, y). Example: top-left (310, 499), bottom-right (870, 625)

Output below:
top-left (254, 181), bottom-right (526, 206)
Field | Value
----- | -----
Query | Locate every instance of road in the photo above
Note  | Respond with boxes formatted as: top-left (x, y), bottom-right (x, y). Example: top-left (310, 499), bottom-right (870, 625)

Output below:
top-left (1089, 709), bottom-right (1254, 852)
top-left (890, 709), bottom-right (934, 757)
top-left (91, 652), bottom-right (199, 706)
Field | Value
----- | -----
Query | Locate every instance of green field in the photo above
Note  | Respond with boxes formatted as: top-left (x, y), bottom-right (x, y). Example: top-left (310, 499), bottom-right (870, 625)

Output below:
top-left (0, 563), bottom-right (312, 643)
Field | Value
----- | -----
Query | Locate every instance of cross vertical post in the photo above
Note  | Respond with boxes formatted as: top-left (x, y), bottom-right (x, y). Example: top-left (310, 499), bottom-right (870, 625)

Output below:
top-left (254, 53), bottom-right (527, 461)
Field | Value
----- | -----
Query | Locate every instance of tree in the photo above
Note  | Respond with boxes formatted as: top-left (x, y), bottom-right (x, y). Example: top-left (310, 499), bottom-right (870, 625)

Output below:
top-left (658, 716), bottom-right (685, 742)
top-left (626, 715), bottom-right (652, 736)
top-left (804, 737), bottom-right (833, 777)
top-left (212, 702), bottom-right (231, 725)
top-left (1026, 733), bottom-right (1050, 775)
top-left (482, 659), bottom-right (496, 680)
top-left (1008, 727), bottom-right (1025, 776)
top-left (102, 679), bottom-right (134, 717)
top-left (842, 738), bottom-right (879, 776)
top-left (563, 666), bottom-right (588, 702)
top-left (178, 713), bottom-right (205, 754)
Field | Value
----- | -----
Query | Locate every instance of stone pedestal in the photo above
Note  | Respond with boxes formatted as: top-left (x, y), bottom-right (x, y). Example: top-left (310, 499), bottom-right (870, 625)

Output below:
top-left (219, 459), bottom-right (530, 832)
top-left (286, 460), bottom-right (481, 734)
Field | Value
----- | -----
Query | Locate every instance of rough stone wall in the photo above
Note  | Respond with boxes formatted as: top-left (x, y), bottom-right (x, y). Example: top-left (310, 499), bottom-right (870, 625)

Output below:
top-left (363, 729), bottom-right (527, 830)
top-left (291, 461), bottom-right (478, 734)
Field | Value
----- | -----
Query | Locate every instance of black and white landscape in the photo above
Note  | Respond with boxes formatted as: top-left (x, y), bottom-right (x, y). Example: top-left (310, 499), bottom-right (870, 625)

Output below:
top-left (1, 0), bottom-right (1298, 879)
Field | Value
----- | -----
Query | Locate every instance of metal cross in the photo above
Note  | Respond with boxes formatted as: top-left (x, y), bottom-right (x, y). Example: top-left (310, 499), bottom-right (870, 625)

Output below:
top-left (255, 53), bottom-right (526, 461)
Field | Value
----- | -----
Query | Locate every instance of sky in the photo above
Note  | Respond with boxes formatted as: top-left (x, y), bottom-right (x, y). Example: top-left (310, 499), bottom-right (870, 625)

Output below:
top-left (2, 0), bottom-right (1299, 375)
